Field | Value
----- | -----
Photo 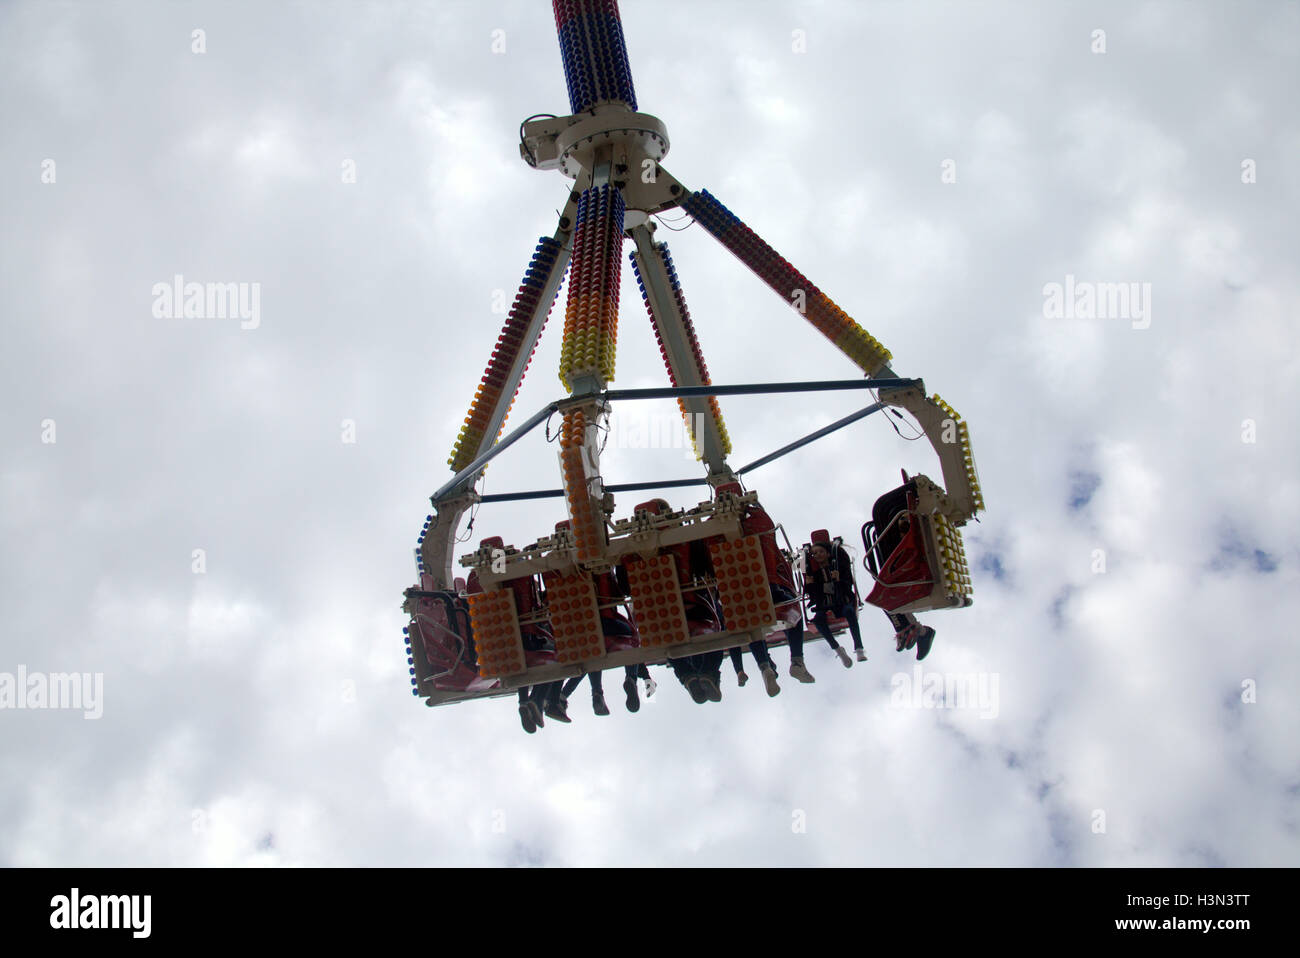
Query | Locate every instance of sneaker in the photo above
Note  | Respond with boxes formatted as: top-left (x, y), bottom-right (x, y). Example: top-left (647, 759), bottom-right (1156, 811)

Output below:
top-left (519, 703), bottom-right (537, 734)
top-left (685, 676), bottom-right (710, 705)
top-left (544, 699), bottom-right (572, 723)
top-left (644, 676), bottom-right (657, 698)
top-left (592, 689), bottom-right (610, 716)
top-left (835, 646), bottom-right (853, 668)
top-left (915, 626), bottom-right (936, 661)
top-left (736, 670), bottom-right (749, 687)
top-left (527, 700), bottom-right (545, 730)
top-left (895, 630), bottom-right (909, 652)
top-left (789, 659), bottom-right (816, 683)
top-left (760, 663), bottom-right (781, 697)
top-left (624, 675), bottom-right (641, 713)
top-left (700, 676), bottom-right (723, 702)
top-left (855, 648), bottom-right (867, 662)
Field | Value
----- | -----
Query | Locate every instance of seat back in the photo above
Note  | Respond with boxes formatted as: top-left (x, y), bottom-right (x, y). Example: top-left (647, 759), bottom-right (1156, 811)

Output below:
top-left (862, 480), bottom-right (935, 612)
top-left (411, 590), bottom-right (479, 690)
top-left (870, 479), bottom-right (915, 567)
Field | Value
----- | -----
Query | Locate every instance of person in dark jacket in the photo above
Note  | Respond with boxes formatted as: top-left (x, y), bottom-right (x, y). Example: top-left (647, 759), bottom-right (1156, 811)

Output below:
top-left (804, 539), bottom-right (864, 667)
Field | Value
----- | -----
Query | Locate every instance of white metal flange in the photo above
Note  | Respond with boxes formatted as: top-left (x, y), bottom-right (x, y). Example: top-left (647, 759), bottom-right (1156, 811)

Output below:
top-left (556, 111), bottom-right (669, 178)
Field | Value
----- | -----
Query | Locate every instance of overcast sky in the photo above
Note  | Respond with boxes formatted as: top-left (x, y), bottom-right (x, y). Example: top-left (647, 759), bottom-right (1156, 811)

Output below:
top-left (1, 0), bottom-right (1297, 867)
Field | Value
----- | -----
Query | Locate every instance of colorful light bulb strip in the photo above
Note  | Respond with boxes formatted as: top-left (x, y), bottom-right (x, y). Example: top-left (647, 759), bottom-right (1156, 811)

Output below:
top-left (558, 409), bottom-right (605, 562)
top-left (680, 189), bottom-right (893, 376)
top-left (403, 622), bottom-right (418, 696)
top-left (449, 236), bottom-right (564, 473)
top-left (542, 570), bottom-right (605, 663)
top-left (624, 553), bottom-right (690, 648)
top-left (930, 394), bottom-right (985, 513)
top-left (629, 241), bottom-right (733, 459)
top-left (932, 512), bottom-right (973, 599)
top-left (708, 535), bottom-right (778, 632)
top-left (467, 589), bottom-right (526, 678)
top-left (559, 184), bottom-right (624, 390)
top-left (552, 0), bottom-right (637, 114)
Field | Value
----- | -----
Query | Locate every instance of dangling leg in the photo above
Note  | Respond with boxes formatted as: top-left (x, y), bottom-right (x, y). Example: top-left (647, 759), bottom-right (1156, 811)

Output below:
top-left (771, 586), bottom-right (814, 683)
top-left (636, 661), bottom-right (656, 699)
top-left (729, 646), bottom-right (749, 686)
top-left (670, 656), bottom-right (709, 705)
top-left (813, 609), bottom-right (853, 668)
top-left (787, 620), bottom-right (815, 683)
top-left (698, 650), bottom-right (725, 702)
top-left (518, 686), bottom-right (542, 733)
top-left (589, 670), bottom-right (610, 716)
top-left (561, 674), bottom-right (585, 698)
top-left (886, 610), bottom-right (935, 659)
top-left (540, 681), bottom-right (570, 723)
top-left (747, 638), bottom-right (780, 696)
top-left (623, 664), bottom-right (643, 712)
top-left (887, 610), bottom-right (914, 649)
top-left (841, 602), bottom-right (866, 661)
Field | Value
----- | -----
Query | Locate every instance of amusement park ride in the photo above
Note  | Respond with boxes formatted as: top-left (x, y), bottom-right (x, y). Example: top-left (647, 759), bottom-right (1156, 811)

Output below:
top-left (401, 0), bottom-right (984, 714)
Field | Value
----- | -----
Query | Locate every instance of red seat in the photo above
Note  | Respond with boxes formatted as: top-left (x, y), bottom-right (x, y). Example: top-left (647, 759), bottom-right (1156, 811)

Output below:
top-left (668, 538), bottom-right (723, 635)
top-left (594, 564), bottom-right (641, 651)
top-left (410, 590), bottom-right (483, 692)
top-left (633, 498), bottom-right (723, 636)
top-left (862, 479), bottom-right (936, 612)
top-left (523, 648), bottom-right (558, 668)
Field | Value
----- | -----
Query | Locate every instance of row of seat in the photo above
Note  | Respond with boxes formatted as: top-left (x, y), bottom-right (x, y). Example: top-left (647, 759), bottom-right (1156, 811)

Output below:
top-left (407, 478), bottom-right (942, 696)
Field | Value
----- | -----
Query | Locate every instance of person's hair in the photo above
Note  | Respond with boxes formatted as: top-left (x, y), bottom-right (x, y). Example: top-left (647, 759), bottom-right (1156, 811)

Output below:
top-left (811, 540), bottom-right (833, 552)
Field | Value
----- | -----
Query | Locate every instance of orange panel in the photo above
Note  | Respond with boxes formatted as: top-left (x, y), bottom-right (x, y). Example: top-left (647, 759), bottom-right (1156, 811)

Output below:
top-left (544, 571), bottom-right (604, 664)
top-left (625, 554), bottom-right (689, 648)
top-left (709, 535), bottom-right (778, 632)
top-left (467, 589), bottom-right (526, 678)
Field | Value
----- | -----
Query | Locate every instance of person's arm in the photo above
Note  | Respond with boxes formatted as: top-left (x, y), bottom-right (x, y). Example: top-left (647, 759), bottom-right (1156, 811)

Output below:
top-left (837, 546), bottom-right (855, 586)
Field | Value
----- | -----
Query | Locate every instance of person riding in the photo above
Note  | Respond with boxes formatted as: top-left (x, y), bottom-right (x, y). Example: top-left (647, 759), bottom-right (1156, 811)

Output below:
top-left (803, 538), bottom-right (865, 666)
